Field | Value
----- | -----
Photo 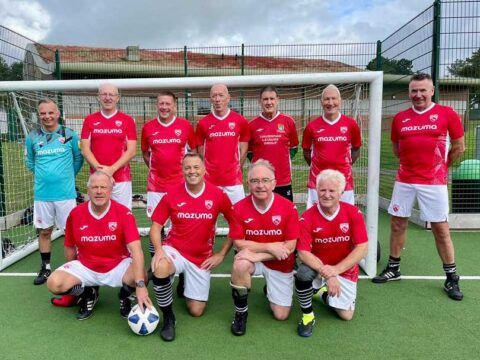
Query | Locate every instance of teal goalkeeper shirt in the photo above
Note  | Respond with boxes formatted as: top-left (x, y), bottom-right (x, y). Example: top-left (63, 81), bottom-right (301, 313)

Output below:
top-left (25, 125), bottom-right (83, 202)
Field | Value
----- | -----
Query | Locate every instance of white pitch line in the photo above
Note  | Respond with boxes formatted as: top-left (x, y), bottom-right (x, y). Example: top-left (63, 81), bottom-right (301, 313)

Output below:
top-left (1, 273), bottom-right (480, 280)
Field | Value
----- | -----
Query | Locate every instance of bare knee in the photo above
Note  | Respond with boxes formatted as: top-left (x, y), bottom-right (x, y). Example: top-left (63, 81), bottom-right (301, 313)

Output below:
top-left (273, 310), bottom-right (290, 321)
top-left (153, 258), bottom-right (174, 278)
top-left (336, 309), bottom-right (354, 321)
top-left (47, 272), bottom-right (70, 294)
top-left (232, 259), bottom-right (253, 276)
top-left (271, 305), bottom-right (291, 321)
top-left (391, 217), bottom-right (408, 234)
top-left (187, 301), bottom-right (206, 317)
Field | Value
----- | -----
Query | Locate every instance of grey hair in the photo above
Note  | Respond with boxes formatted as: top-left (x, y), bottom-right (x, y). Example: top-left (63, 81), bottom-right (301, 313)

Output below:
top-left (87, 170), bottom-right (115, 189)
top-left (98, 83), bottom-right (120, 95)
top-left (248, 159), bottom-right (276, 179)
top-left (316, 169), bottom-right (346, 194)
top-left (321, 84), bottom-right (341, 100)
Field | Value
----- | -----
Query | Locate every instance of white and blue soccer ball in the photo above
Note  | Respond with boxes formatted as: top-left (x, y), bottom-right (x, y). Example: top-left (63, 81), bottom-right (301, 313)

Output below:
top-left (127, 304), bottom-right (160, 336)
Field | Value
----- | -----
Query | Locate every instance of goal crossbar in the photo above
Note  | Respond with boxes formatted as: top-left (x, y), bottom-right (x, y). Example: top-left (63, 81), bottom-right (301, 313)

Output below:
top-left (0, 72), bottom-right (383, 277)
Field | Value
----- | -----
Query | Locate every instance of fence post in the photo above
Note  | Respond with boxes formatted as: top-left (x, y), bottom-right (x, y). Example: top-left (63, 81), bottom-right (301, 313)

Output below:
top-left (431, 0), bottom-right (441, 102)
top-left (376, 40), bottom-right (383, 70)
top-left (240, 43), bottom-right (245, 115)
top-left (0, 133), bottom-right (5, 217)
top-left (184, 46), bottom-right (190, 120)
top-left (54, 49), bottom-right (64, 124)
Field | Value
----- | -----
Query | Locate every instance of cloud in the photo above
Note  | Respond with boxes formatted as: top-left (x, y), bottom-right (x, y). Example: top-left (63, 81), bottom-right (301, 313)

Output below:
top-left (3, 0), bottom-right (433, 49)
top-left (0, 0), bottom-right (51, 41)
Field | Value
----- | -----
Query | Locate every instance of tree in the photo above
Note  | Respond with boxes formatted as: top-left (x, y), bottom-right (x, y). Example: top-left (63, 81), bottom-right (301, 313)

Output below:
top-left (448, 48), bottom-right (480, 78)
top-left (366, 56), bottom-right (414, 75)
top-left (448, 48), bottom-right (480, 109)
top-left (0, 57), bottom-right (23, 81)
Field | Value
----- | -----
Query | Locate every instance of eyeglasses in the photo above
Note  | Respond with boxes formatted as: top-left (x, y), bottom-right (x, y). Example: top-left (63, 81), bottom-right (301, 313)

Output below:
top-left (248, 178), bottom-right (275, 185)
top-left (98, 93), bottom-right (119, 98)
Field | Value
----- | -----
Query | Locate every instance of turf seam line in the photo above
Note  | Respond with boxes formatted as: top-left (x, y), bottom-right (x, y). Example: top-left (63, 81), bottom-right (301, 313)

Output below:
top-left (2, 273), bottom-right (480, 280)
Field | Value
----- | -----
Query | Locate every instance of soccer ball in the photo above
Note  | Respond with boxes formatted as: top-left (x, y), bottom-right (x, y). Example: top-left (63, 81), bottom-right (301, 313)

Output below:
top-left (127, 304), bottom-right (160, 336)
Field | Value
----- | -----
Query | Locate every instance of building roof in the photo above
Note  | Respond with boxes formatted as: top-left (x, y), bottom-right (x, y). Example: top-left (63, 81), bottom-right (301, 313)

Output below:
top-left (33, 44), bottom-right (360, 74)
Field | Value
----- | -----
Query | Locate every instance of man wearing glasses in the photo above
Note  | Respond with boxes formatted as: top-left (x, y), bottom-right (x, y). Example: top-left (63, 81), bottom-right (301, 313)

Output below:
top-left (228, 160), bottom-right (299, 336)
top-left (81, 83), bottom-right (137, 209)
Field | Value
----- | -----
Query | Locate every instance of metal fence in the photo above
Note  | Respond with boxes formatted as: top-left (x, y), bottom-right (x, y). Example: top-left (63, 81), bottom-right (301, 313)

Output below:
top-left (0, 0), bottom-right (479, 221)
top-left (375, 0), bottom-right (480, 220)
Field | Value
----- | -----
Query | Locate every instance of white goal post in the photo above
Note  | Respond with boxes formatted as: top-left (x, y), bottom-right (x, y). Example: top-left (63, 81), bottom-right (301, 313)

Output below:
top-left (0, 72), bottom-right (383, 276)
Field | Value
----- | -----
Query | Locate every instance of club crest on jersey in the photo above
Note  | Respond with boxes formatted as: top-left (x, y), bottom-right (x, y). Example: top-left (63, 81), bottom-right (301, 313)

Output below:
top-left (430, 114), bottom-right (438, 122)
top-left (108, 222), bottom-right (117, 231)
top-left (205, 200), bottom-right (213, 210)
top-left (277, 124), bottom-right (285, 132)
top-left (175, 129), bottom-right (182, 137)
top-left (340, 126), bottom-right (348, 134)
top-left (58, 137), bottom-right (65, 144)
top-left (228, 122), bottom-right (235, 130)
top-left (272, 215), bottom-right (281, 226)
top-left (340, 223), bottom-right (349, 233)
top-left (115, 120), bottom-right (122, 127)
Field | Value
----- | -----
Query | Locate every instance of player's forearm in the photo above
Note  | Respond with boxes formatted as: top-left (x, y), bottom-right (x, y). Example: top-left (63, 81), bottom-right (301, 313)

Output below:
top-left (81, 141), bottom-right (101, 169)
top-left (149, 222), bottom-right (164, 252)
top-left (111, 141), bottom-right (136, 173)
top-left (142, 151), bottom-right (150, 168)
top-left (216, 237), bottom-right (233, 257)
top-left (239, 142), bottom-right (249, 165)
top-left (302, 149), bottom-right (312, 166)
top-left (128, 241), bottom-right (147, 282)
top-left (284, 240), bottom-right (297, 254)
top-left (234, 239), bottom-right (274, 253)
top-left (298, 250), bottom-right (324, 274)
top-left (351, 148), bottom-right (360, 164)
top-left (197, 145), bottom-right (205, 158)
top-left (64, 246), bottom-right (77, 262)
top-left (447, 138), bottom-right (465, 167)
top-left (333, 243), bottom-right (368, 275)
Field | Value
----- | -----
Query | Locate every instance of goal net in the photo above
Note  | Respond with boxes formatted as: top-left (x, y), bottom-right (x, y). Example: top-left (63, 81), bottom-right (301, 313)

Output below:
top-left (0, 72), bottom-right (383, 275)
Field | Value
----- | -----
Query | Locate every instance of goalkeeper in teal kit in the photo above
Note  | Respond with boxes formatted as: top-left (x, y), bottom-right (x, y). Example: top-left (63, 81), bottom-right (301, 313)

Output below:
top-left (25, 98), bottom-right (83, 287)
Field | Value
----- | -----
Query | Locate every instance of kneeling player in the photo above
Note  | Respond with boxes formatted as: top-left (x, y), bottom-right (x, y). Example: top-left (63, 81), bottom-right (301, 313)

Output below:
top-left (295, 169), bottom-right (368, 337)
top-left (229, 160), bottom-right (299, 336)
top-left (47, 171), bottom-right (152, 320)
top-left (149, 153), bottom-right (237, 341)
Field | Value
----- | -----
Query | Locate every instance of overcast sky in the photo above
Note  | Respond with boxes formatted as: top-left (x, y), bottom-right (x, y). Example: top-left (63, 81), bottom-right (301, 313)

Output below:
top-left (1, 0), bottom-right (435, 48)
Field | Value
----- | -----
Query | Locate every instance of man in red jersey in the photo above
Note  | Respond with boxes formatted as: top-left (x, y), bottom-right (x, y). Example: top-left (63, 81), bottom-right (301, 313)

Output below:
top-left (81, 83), bottom-right (137, 209)
top-left (302, 84), bottom-right (362, 208)
top-left (295, 169), bottom-right (368, 337)
top-left (196, 84), bottom-right (250, 204)
top-left (142, 91), bottom-right (195, 297)
top-left (47, 171), bottom-right (152, 320)
top-left (141, 91), bottom-right (195, 218)
top-left (248, 86), bottom-right (299, 201)
top-left (229, 160), bottom-right (299, 336)
top-left (149, 153), bottom-right (237, 342)
top-left (373, 73), bottom-right (465, 301)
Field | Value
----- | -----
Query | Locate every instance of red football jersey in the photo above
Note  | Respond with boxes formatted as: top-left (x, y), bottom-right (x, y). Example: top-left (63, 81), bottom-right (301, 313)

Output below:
top-left (297, 202), bottom-right (368, 282)
top-left (229, 194), bottom-right (299, 273)
top-left (391, 104), bottom-right (464, 185)
top-left (195, 110), bottom-right (250, 186)
top-left (151, 182), bottom-right (236, 267)
top-left (65, 200), bottom-right (140, 273)
top-left (141, 117), bottom-right (195, 192)
top-left (81, 111), bottom-right (137, 182)
top-left (302, 115), bottom-right (361, 190)
top-left (249, 112), bottom-right (299, 186)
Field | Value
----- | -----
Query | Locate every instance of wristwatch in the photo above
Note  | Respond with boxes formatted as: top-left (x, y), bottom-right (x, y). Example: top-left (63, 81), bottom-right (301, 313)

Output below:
top-left (135, 280), bottom-right (146, 288)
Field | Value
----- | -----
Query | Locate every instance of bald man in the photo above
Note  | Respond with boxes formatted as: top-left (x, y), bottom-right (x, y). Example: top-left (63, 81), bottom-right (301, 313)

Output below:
top-left (195, 84), bottom-right (250, 204)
